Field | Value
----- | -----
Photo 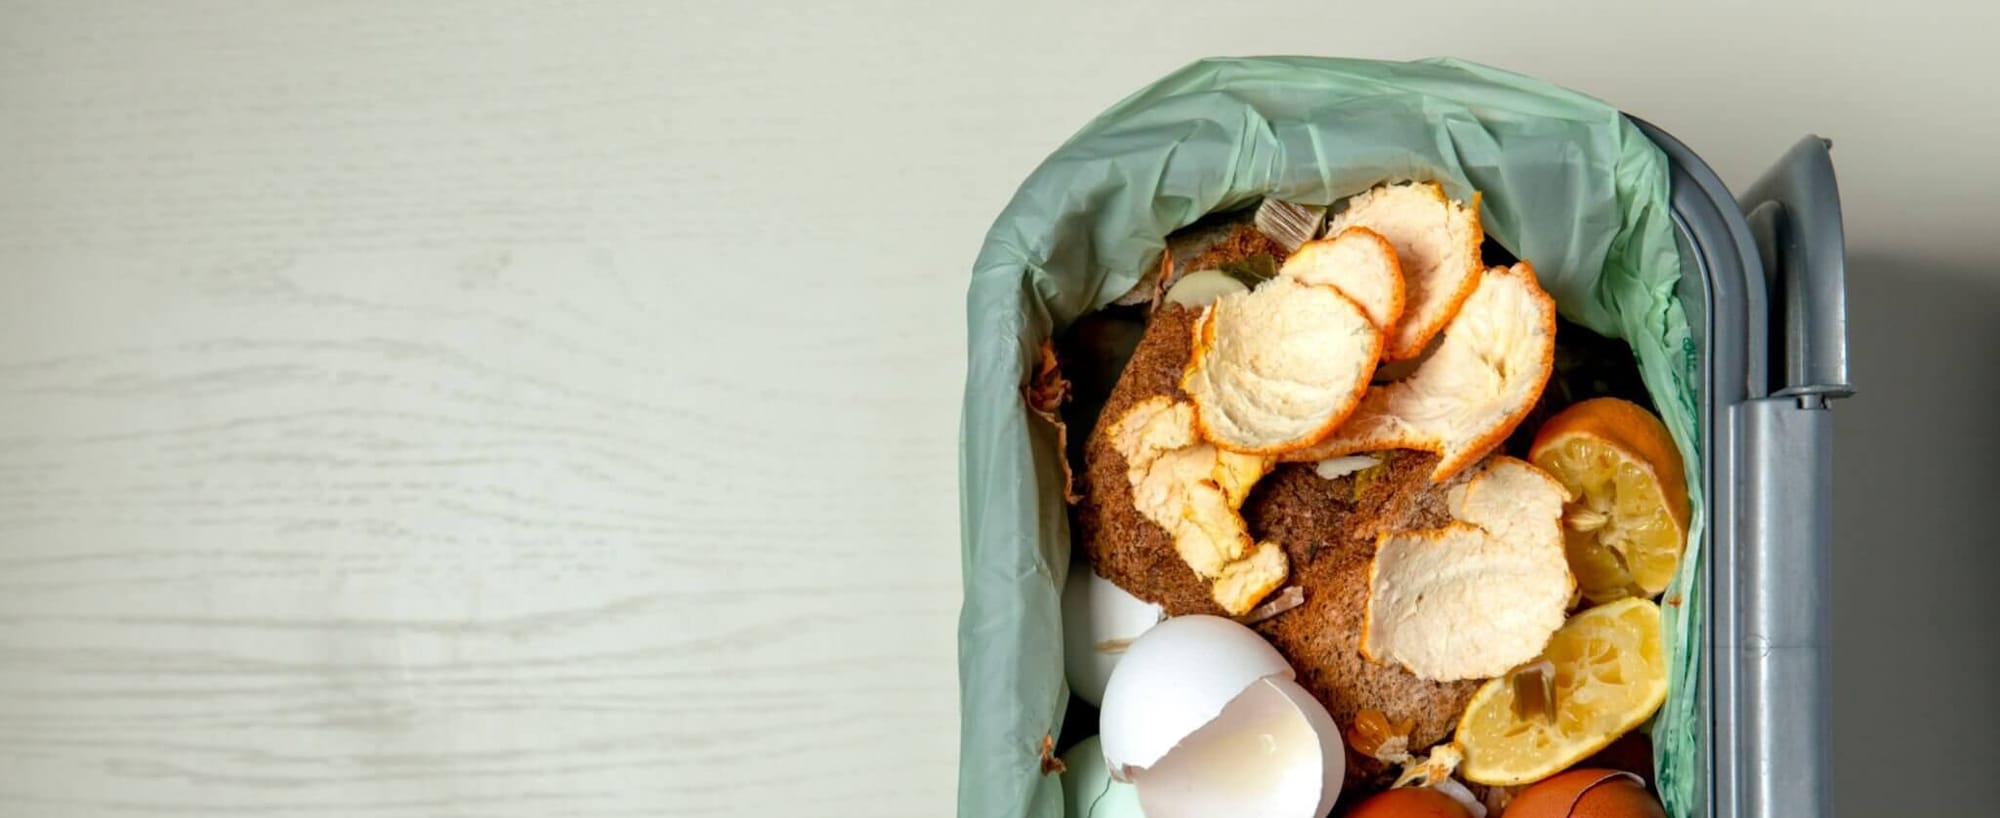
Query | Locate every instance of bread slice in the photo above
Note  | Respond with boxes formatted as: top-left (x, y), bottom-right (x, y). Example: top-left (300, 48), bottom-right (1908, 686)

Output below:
top-left (1360, 457), bottom-right (1574, 682)
top-left (1079, 304), bottom-right (1218, 616)
top-left (1284, 262), bottom-right (1557, 483)
top-left (1079, 305), bottom-right (1289, 616)
top-left (1329, 182), bottom-right (1484, 361)
top-left (1078, 306), bottom-right (1478, 779)
top-left (1279, 227), bottom-right (1406, 333)
top-left (1182, 278), bottom-right (1382, 455)
top-left (1246, 458), bottom-right (1482, 792)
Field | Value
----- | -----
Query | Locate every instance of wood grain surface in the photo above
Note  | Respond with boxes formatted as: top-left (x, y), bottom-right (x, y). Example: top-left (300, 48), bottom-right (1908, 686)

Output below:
top-left (0, 247), bottom-right (963, 815)
top-left (0, 4), bottom-right (995, 814)
top-left (2, 1), bottom-right (1993, 816)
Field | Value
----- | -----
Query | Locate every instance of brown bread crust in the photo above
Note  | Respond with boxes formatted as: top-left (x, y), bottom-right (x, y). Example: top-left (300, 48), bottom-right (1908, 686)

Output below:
top-left (1077, 303), bottom-right (1221, 617)
top-left (1076, 304), bottom-right (1480, 793)
top-left (1245, 459), bottom-right (1479, 790)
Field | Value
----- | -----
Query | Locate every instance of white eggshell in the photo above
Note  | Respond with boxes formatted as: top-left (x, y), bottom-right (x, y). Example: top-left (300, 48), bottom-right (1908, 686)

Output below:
top-left (1132, 676), bottom-right (1345, 818)
top-left (1268, 677), bottom-right (1347, 818)
top-left (1063, 567), bottom-right (1165, 707)
top-left (1098, 615), bottom-right (1295, 774)
top-left (1059, 736), bottom-right (1147, 818)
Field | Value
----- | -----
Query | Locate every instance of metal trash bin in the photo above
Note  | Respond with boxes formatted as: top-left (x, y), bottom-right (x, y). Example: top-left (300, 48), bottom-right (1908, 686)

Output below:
top-left (1637, 124), bottom-right (1851, 818)
top-left (957, 58), bottom-right (1849, 818)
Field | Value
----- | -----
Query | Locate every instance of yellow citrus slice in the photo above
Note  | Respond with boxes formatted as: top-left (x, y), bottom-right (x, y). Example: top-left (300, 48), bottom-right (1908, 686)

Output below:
top-left (1455, 598), bottom-right (1668, 786)
top-left (1528, 398), bottom-right (1690, 603)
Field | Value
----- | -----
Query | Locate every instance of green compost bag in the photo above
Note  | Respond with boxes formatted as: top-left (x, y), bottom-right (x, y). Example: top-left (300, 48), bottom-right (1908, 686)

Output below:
top-left (959, 56), bottom-right (1704, 818)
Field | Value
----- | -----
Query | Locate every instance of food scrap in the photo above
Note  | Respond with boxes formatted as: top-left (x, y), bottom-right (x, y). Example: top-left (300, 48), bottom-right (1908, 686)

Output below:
top-left (1361, 458), bottom-right (1574, 682)
top-left (1105, 396), bottom-right (1284, 615)
top-left (1256, 197), bottom-right (1329, 252)
top-left (1456, 599), bottom-right (1669, 786)
top-left (1062, 567), bottom-right (1164, 707)
top-left (1182, 277), bottom-right (1383, 454)
top-left (1025, 337), bottom-right (1080, 503)
top-left (1280, 227), bottom-right (1407, 332)
top-left (1068, 182), bottom-right (1692, 814)
top-left (1098, 616), bottom-right (1346, 818)
top-left (1232, 584), bottom-right (1307, 626)
top-left (1346, 709), bottom-right (1417, 764)
top-left (1326, 182), bottom-right (1484, 361)
top-left (1040, 733), bottom-right (1066, 776)
top-left (1390, 744), bottom-right (1465, 790)
top-left (1118, 215), bottom-right (1292, 308)
top-left (1530, 397), bottom-right (1692, 603)
top-left (1284, 262), bottom-right (1558, 483)
top-left (1162, 268), bottom-right (1249, 307)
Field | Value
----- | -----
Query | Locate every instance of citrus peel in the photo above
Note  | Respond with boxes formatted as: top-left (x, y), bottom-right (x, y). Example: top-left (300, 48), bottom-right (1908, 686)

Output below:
top-left (1182, 277), bottom-right (1383, 455)
top-left (1285, 262), bottom-right (1557, 483)
top-left (1360, 457), bottom-right (1574, 682)
top-left (1327, 182), bottom-right (1485, 360)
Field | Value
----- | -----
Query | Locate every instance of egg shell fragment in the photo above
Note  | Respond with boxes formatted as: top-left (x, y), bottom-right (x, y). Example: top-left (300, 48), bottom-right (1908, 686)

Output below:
top-left (1063, 566), bottom-right (1166, 707)
top-left (1098, 615), bottom-right (1346, 818)
top-left (1099, 615), bottom-right (1296, 774)
top-left (1133, 676), bottom-right (1346, 818)
top-left (1503, 769), bottom-right (1665, 818)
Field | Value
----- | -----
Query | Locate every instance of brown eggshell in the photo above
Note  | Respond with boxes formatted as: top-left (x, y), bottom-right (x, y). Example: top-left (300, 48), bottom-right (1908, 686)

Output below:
top-left (1503, 768), bottom-right (1665, 818)
top-left (1580, 733), bottom-right (1656, 791)
top-left (1347, 786), bottom-right (1472, 818)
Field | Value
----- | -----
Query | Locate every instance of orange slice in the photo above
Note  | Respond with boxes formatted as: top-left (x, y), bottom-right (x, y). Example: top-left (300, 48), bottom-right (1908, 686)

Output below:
top-left (1528, 398), bottom-right (1691, 603)
top-left (1455, 598), bottom-right (1668, 786)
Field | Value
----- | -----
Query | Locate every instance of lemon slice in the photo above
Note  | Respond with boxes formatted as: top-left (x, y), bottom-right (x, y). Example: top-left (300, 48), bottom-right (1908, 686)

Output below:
top-left (1529, 397), bottom-right (1691, 602)
top-left (1456, 598), bottom-right (1667, 786)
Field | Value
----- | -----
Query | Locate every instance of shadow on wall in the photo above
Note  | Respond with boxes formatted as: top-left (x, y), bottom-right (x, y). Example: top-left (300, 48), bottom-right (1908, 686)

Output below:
top-left (1832, 253), bottom-right (2000, 813)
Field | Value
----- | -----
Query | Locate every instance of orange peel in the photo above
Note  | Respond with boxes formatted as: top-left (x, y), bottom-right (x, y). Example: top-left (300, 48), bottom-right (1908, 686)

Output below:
top-left (1278, 226), bottom-right (1407, 334)
top-left (1182, 278), bottom-right (1382, 456)
top-left (1327, 182), bottom-right (1485, 361)
top-left (1285, 262), bottom-right (1557, 483)
top-left (1360, 457), bottom-right (1574, 682)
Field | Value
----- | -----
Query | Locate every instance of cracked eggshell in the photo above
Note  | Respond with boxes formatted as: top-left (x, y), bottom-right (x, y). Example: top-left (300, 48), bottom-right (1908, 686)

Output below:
top-left (1132, 676), bottom-right (1346, 818)
top-left (1064, 567), bottom-right (1165, 707)
top-left (1099, 615), bottom-right (1294, 773)
top-left (1099, 615), bottom-right (1345, 818)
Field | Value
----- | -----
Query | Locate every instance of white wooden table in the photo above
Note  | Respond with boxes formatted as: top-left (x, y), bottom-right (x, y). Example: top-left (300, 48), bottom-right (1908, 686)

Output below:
top-left (2, 2), bottom-right (1991, 816)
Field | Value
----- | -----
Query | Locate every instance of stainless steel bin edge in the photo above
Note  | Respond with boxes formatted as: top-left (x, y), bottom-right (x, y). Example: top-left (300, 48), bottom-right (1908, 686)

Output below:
top-left (1635, 120), bottom-right (1849, 818)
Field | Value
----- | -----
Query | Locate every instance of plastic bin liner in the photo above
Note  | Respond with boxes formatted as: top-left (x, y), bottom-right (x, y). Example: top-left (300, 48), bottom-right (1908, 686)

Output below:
top-left (959, 56), bottom-right (1703, 818)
